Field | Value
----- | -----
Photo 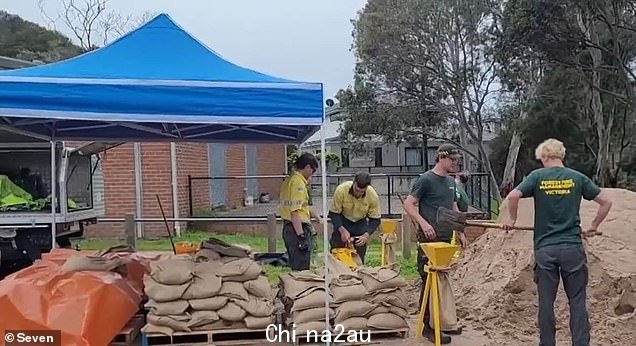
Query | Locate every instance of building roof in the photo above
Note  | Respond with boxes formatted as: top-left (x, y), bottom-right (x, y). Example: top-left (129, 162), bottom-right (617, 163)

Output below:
top-left (0, 56), bottom-right (35, 70)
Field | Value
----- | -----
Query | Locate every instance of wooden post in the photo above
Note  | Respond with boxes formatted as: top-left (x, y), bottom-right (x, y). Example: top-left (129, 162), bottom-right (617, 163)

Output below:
top-left (125, 214), bottom-right (136, 250)
top-left (267, 213), bottom-right (277, 253)
top-left (402, 214), bottom-right (415, 260)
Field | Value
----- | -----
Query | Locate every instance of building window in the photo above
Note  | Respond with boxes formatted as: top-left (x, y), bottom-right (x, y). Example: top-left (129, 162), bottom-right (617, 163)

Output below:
top-left (405, 147), bottom-right (423, 166)
top-left (341, 148), bottom-right (350, 167)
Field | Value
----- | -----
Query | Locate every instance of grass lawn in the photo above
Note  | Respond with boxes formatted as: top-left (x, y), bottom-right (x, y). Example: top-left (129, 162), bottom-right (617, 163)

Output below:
top-left (75, 230), bottom-right (420, 282)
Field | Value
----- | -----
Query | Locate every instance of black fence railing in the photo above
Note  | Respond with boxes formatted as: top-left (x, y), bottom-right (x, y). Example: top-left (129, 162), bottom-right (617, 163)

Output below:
top-left (187, 172), bottom-right (496, 219)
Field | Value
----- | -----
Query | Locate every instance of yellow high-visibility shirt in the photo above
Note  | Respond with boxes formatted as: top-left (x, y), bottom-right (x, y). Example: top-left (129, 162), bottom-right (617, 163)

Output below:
top-left (279, 171), bottom-right (311, 223)
top-left (330, 181), bottom-right (381, 222)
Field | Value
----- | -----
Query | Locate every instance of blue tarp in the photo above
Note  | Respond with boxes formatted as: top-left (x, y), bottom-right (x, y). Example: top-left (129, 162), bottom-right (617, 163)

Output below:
top-left (0, 14), bottom-right (323, 143)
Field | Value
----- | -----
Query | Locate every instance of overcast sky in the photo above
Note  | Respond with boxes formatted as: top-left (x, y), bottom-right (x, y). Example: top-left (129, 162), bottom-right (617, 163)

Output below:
top-left (3, 0), bottom-right (367, 98)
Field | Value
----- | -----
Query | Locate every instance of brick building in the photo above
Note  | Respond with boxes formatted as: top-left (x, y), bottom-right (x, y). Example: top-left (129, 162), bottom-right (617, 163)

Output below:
top-left (87, 142), bottom-right (285, 238)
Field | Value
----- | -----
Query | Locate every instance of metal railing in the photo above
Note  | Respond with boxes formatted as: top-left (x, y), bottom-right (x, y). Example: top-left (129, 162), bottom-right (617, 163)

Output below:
top-left (187, 171), bottom-right (495, 219)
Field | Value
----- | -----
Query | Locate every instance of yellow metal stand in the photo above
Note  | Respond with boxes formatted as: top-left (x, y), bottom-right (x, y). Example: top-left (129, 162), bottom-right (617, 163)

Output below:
top-left (380, 219), bottom-right (398, 266)
top-left (416, 242), bottom-right (458, 346)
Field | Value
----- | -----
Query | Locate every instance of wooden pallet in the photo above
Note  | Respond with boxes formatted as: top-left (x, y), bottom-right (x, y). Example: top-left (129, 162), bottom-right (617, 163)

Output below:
top-left (110, 315), bottom-right (145, 346)
top-left (141, 326), bottom-right (271, 346)
top-left (294, 328), bottom-right (409, 346)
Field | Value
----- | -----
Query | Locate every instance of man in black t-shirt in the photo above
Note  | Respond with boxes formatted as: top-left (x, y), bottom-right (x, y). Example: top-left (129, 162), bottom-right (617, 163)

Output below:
top-left (503, 138), bottom-right (613, 346)
top-left (404, 144), bottom-right (467, 344)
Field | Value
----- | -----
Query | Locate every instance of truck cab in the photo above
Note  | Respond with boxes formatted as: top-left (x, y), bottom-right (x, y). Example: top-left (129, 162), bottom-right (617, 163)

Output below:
top-left (0, 131), bottom-right (114, 278)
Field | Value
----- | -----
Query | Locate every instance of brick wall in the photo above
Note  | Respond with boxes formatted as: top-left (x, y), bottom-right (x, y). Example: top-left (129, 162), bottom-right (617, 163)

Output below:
top-left (86, 143), bottom-right (135, 237)
top-left (177, 143), bottom-right (210, 218)
top-left (85, 142), bottom-right (286, 239)
top-left (226, 144), bottom-right (246, 209)
top-left (257, 144), bottom-right (285, 200)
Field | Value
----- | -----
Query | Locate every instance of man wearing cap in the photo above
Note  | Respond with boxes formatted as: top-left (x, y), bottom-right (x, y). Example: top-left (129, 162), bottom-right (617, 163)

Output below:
top-left (280, 152), bottom-right (319, 271)
top-left (328, 172), bottom-right (382, 263)
top-left (404, 144), bottom-right (467, 344)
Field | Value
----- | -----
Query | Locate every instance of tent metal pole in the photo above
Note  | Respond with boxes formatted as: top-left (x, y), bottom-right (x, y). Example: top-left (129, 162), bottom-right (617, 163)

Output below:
top-left (170, 142), bottom-right (181, 237)
top-left (320, 121), bottom-right (330, 344)
top-left (50, 140), bottom-right (56, 250)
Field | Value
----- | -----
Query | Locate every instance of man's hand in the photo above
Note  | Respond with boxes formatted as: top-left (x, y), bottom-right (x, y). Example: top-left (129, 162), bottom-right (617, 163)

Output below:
top-left (582, 228), bottom-right (603, 238)
top-left (339, 227), bottom-right (352, 245)
top-left (457, 232), bottom-right (469, 249)
top-left (502, 218), bottom-right (516, 231)
top-left (419, 221), bottom-right (436, 240)
top-left (354, 232), bottom-right (369, 246)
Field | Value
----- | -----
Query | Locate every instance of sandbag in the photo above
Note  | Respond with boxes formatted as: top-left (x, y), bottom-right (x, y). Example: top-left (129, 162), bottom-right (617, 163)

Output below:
top-left (221, 260), bottom-right (262, 282)
top-left (220, 281), bottom-right (250, 301)
top-left (368, 304), bottom-right (390, 315)
top-left (428, 271), bottom-right (459, 331)
top-left (281, 271), bottom-right (324, 299)
top-left (144, 276), bottom-right (190, 302)
top-left (201, 238), bottom-right (250, 258)
top-left (141, 324), bottom-right (174, 336)
top-left (296, 321), bottom-right (329, 336)
top-left (369, 288), bottom-right (409, 309)
top-left (331, 283), bottom-right (367, 303)
top-left (245, 316), bottom-right (273, 329)
top-left (189, 296), bottom-right (229, 311)
top-left (357, 266), bottom-right (407, 292)
top-left (188, 310), bottom-right (220, 328)
top-left (367, 313), bottom-right (408, 329)
top-left (293, 307), bottom-right (333, 324)
top-left (390, 306), bottom-right (408, 318)
top-left (195, 248), bottom-right (221, 262)
top-left (339, 317), bottom-right (368, 330)
top-left (334, 301), bottom-right (375, 323)
top-left (61, 255), bottom-right (125, 272)
top-left (147, 313), bottom-right (190, 332)
top-left (379, 233), bottom-right (398, 265)
top-left (217, 302), bottom-right (247, 322)
top-left (181, 272), bottom-right (222, 300)
top-left (291, 289), bottom-right (329, 312)
top-left (325, 254), bottom-right (356, 276)
top-left (244, 276), bottom-right (274, 299)
top-left (234, 297), bottom-right (274, 317)
top-left (145, 299), bottom-right (189, 316)
top-left (150, 259), bottom-right (194, 285)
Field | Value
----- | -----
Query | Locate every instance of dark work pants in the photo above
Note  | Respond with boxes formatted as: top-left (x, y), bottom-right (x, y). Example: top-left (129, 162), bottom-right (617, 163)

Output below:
top-left (534, 244), bottom-right (590, 346)
top-left (282, 222), bottom-right (312, 271)
top-left (329, 218), bottom-right (369, 263)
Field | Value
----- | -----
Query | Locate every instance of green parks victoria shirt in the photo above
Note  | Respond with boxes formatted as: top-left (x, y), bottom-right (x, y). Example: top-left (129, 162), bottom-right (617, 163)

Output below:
top-left (515, 166), bottom-right (601, 249)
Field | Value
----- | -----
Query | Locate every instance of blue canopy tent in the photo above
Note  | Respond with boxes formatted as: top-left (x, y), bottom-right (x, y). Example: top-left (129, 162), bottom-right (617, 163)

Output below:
top-left (0, 13), bottom-right (323, 143)
top-left (0, 14), bottom-right (331, 312)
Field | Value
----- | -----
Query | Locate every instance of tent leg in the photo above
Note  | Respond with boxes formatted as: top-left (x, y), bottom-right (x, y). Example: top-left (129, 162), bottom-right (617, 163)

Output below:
top-left (50, 141), bottom-right (56, 251)
top-left (320, 122), bottom-right (330, 345)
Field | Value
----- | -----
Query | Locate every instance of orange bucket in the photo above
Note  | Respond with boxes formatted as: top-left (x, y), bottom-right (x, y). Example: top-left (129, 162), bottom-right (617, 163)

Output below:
top-left (174, 241), bottom-right (199, 254)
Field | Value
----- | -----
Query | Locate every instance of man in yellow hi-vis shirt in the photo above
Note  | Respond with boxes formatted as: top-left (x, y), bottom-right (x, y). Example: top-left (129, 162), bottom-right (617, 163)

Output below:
top-left (328, 172), bottom-right (381, 263)
top-left (280, 153), bottom-right (319, 270)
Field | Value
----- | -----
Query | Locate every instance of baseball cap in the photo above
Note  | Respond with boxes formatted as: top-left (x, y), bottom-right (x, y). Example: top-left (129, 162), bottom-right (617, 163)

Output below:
top-left (437, 144), bottom-right (461, 158)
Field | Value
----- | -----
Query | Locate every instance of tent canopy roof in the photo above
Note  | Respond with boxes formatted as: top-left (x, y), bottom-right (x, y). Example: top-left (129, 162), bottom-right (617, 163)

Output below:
top-left (0, 13), bottom-right (323, 143)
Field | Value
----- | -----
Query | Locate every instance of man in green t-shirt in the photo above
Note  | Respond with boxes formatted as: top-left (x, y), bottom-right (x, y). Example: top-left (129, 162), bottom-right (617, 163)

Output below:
top-left (404, 144), bottom-right (467, 344)
top-left (503, 138), bottom-right (613, 346)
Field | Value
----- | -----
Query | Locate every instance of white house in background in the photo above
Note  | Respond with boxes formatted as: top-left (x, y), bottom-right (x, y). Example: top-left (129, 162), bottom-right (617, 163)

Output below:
top-left (300, 104), bottom-right (501, 172)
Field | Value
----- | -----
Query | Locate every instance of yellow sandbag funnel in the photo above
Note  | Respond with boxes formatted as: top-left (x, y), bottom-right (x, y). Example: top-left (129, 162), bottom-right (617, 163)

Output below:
top-left (421, 242), bottom-right (458, 268)
top-left (380, 219), bottom-right (398, 235)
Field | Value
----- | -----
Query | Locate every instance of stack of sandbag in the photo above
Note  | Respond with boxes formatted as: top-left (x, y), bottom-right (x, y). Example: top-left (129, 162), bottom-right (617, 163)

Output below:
top-left (324, 254), bottom-right (374, 331)
top-left (279, 270), bottom-right (332, 336)
top-left (142, 238), bottom-right (276, 335)
top-left (357, 266), bottom-right (410, 330)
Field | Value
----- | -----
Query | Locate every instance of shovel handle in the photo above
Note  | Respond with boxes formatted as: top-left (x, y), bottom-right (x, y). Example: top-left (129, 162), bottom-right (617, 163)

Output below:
top-left (465, 221), bottom-right (534, 231)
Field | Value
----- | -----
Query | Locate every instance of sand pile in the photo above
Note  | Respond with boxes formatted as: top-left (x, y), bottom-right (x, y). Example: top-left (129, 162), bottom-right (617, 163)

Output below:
top-left (452, 188), bottom-right (636, 345)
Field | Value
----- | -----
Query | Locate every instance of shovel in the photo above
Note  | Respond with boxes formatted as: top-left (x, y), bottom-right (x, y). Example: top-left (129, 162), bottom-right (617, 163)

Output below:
top-left (436, 207), bottom-right (534, 231)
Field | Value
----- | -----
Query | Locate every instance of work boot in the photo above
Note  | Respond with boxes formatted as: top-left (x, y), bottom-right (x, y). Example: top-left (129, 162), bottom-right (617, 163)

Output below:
top-left (422, 326), bottom-right (452, 344)
top-left (444, 325), bottom-right (463, 335)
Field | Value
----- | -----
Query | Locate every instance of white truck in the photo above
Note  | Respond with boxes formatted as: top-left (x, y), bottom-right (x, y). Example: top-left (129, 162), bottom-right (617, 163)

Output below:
top-left (0, 138), bottom-right (111, 278)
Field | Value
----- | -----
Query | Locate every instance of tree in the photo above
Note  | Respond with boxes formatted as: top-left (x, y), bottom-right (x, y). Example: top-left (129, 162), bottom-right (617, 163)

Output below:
top-left (38, 0), bottom-right (155, 50)
top-left (339, 0), bottom-right (504, 199)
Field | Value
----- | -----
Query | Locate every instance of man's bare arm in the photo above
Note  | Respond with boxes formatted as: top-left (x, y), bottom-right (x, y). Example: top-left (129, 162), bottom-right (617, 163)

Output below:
top-left (404, 195), bottom-right (431, 228)
top-left (590, 190), bottom-right (613, 230)
top-left (504, 189), bottom-right (522, 226)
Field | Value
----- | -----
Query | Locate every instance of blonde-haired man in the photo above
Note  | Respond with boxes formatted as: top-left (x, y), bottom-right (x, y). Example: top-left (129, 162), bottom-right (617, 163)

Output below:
top-left (504, 138), bottom-right (613, 346)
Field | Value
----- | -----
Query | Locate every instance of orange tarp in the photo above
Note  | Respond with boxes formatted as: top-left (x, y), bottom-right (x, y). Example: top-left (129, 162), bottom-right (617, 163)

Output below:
top-left (0, 248), bottom-right (152, 346)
